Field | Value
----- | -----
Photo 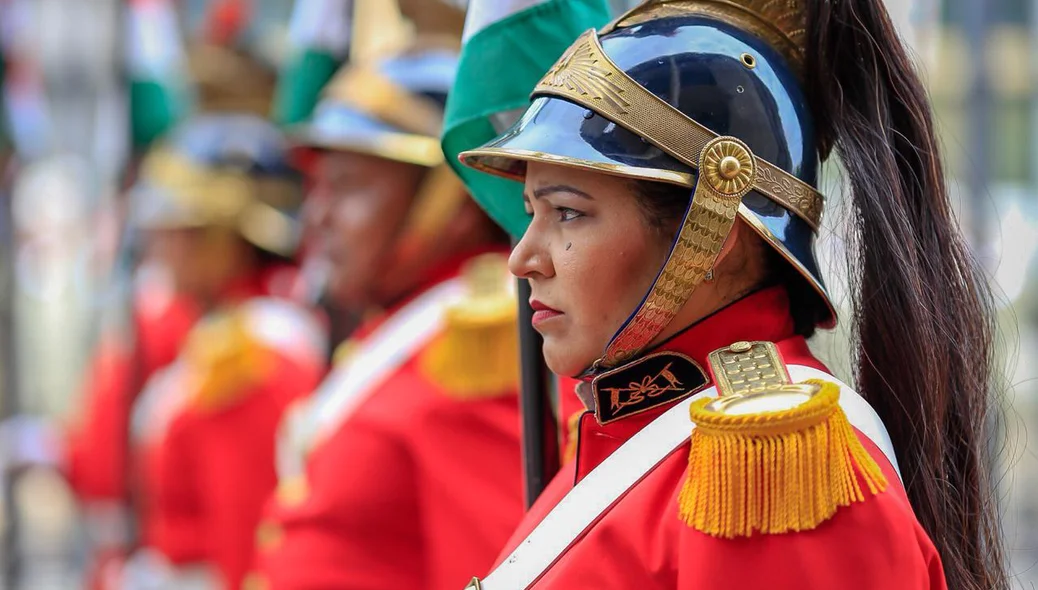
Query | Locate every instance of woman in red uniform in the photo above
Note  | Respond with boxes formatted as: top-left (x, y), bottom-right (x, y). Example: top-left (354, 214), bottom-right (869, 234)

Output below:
top-left (457, 0), bottom-right (1007, 589)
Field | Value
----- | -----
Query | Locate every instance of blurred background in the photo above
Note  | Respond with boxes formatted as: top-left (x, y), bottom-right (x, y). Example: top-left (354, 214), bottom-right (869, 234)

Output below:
top-left (0, 0), bottom-right (1036, 588)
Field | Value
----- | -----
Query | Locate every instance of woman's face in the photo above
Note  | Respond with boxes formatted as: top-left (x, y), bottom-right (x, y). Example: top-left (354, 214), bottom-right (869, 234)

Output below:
top-left (510, 162), bottom-right (673, 377)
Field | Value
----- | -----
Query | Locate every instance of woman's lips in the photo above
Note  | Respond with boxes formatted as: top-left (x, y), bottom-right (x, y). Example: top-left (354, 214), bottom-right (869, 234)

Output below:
top-left (530, 299), bottom-right (563, 327)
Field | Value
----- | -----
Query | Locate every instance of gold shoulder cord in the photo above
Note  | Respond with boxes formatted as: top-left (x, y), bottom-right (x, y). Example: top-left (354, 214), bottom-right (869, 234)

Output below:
top-left (531, 30), bottom-right (823, 369)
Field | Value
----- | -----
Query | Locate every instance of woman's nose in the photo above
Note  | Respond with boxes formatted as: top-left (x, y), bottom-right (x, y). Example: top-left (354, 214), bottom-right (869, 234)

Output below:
top-left (508, 228), bottom-right (553, 280)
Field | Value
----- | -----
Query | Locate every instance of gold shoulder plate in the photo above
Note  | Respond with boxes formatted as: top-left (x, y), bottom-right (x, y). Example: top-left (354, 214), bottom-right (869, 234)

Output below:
top-left (678, 341), bottom-right (888, 538)
top-left (183, 311), bottom-right (272, 412)
top-left (708, 340), bottom-right (790, 396)
top-left (419, 254), bottom-right (519, 398)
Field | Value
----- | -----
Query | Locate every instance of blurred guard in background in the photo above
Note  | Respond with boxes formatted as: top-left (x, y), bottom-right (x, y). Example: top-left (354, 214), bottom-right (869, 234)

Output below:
top-left (61, 5), bottom-right (328, 589)
top-left (62, 0), bottom-right (206, 585)
top-left (245, 4), bottom-right (526, 589)
top-left (118, 113), bottom-right (327, 590)
top-left (114, 19), bottom-right (328, 588)
top-left (62, 232), bottom-right (199, 589)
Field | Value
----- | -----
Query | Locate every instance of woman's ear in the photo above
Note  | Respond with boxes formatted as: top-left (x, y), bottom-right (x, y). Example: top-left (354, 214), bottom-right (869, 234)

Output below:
top-left (713, 217), bottom-right (746, 268)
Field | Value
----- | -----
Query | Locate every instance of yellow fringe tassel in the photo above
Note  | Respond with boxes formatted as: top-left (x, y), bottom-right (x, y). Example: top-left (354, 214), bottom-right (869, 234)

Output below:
top-left (420, 310), bottom-right (519, 397)
top-left (678, 379), bottom-right (888, 538)
top-left (420, 254), bottom-right (519, 398)
top-left (185, 312), bottom-right (273, 412)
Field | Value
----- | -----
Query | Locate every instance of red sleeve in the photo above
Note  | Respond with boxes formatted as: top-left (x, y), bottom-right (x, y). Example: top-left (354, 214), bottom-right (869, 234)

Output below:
top-left (254, 421), bottom-right (423, 590)
top-left (149, 410), bottom-right (207, 566)
top-left (413, 395), bottom-right (524, 590)
top-left (66, 293), bottom-right (196, 502)
top-left (203, 362), bottom-right (318, 589)
top-left (677, 440), bottom-right (946, 590)
top-left (64, 339), bottom-right (134, 501)
top-left (151, 356), bottom-right (321, 589)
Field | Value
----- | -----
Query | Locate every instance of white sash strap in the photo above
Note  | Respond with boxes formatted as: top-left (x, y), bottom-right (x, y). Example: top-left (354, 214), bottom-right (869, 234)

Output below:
top-left (311, 279), bottom-right (465, 441)
top-left (277, 279), bottom-right (465, 482)
top-left (476, 365), bottom-right (899, 590)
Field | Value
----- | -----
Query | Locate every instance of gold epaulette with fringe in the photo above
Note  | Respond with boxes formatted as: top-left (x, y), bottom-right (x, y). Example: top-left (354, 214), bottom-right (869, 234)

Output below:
top-left (678, 341), bottom-right (887, 538)
top-left (419, 253), bottom-right (519, 398)
top-left (182, 310), bottom-right (272, 412)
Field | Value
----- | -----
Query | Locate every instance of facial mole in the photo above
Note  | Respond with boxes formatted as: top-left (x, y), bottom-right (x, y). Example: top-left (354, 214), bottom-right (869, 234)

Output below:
top-left (566, 242), bottom-right (572, 251)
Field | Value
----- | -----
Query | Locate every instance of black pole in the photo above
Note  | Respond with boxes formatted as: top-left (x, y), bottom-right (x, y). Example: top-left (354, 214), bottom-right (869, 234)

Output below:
top-left (516, 278), bottom-right (559, 508)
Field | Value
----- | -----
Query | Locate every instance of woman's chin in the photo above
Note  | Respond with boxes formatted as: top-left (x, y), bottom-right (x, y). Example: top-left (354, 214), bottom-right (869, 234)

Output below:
top-left (542, 337), bottom-right (595, 378)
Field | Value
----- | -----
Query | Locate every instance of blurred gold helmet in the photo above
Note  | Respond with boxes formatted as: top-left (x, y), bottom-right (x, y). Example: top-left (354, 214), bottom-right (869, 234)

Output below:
top-left (132, 113), bottom-right (303, 258)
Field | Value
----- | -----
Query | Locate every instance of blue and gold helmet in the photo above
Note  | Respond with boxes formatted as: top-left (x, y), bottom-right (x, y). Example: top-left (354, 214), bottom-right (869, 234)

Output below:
top-left (288, 44), bottom-right (470, 248)
top-left (132, 113), bottom-right (303, 257)
top-left (287, 46), bottom-right (460, 167)
top-left (460, 0), bottom-right (833, 369)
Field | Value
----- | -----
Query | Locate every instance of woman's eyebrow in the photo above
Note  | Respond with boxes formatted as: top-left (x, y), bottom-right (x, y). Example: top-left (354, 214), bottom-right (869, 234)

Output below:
top-left (531, 184), bottom-right (593, 200)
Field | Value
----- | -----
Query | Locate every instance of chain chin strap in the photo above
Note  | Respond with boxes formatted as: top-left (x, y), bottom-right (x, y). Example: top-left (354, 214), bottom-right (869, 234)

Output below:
top-left (596, 135), bottom-right (756, 370)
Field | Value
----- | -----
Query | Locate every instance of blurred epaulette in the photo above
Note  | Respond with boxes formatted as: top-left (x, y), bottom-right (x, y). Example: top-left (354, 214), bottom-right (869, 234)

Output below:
top-left (419, 253), bottom-right (518, 398)
top-left (678, 341), bottom-right (887, 538)
top-left (182, 310), bottom-right (272, 412)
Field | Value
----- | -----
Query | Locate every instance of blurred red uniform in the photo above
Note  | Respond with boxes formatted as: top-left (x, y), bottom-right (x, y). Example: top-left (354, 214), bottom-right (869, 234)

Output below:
top-left (64, 269), bottom-right (199, 590)
top-left (249, 252), bottom-right (524, 590)
top-left (132, 266), bottom-right (327, 589)
top-left (65, 270), bottom-right (197, 504)
top-left (480, 288), bottom-right (944, 590)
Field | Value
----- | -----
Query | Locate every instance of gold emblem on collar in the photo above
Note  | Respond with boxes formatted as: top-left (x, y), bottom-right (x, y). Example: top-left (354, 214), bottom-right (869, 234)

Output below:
top-left (591, 352), bottom-right (708, 424)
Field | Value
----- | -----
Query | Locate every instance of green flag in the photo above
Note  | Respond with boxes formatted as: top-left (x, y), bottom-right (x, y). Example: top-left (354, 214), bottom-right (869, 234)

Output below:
top-left (442, 0), bottom-right (611, 238)
top-left (126, 0), bottom-right (193, 149)
top-left (272, 0), bottom-right (352, 126)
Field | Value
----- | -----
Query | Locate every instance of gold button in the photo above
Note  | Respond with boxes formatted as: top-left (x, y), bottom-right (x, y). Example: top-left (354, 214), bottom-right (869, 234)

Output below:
top-left (276, 476), bottom-right (310, 507)
top-left (255, 520), bottom-right (284, 553)
top-left (719, 155), bottom-right (742, 179)
top-left (241, 572), bottom-right (270, 590)
top-left (728, 341), bottom-right (752, 353)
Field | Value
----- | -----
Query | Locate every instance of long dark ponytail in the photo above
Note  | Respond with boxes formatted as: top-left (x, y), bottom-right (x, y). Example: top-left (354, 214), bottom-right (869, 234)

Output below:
top-left (804, 2), bottom-right (1007, 589)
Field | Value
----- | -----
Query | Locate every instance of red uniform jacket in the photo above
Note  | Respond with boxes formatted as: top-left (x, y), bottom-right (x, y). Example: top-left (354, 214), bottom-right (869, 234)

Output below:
top-left (251, 254), bottom-right (524, 590)
top-left (488, 287), bottom-right (946, 589)
top-left (65, 275), bottom-right (198, 502)
top-left (134, 271), bottom-right (327, 588)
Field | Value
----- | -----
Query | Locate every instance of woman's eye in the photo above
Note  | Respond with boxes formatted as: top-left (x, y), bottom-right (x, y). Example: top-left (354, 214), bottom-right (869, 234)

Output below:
top-left (556, 207), bottom-right (583, 222)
